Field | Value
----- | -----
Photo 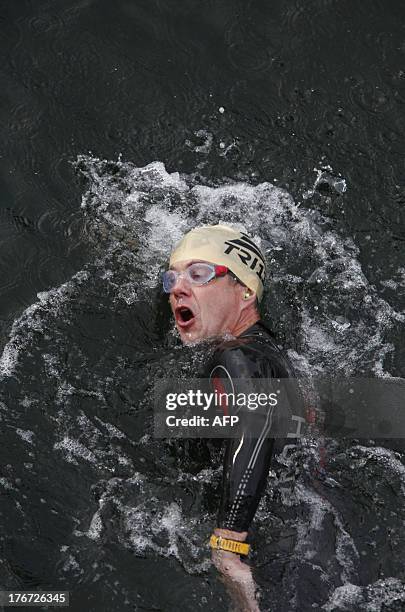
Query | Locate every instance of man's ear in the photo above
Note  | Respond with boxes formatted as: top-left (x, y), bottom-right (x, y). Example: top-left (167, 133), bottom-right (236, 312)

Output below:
top-left (240, 286), bottom-right (257, 306)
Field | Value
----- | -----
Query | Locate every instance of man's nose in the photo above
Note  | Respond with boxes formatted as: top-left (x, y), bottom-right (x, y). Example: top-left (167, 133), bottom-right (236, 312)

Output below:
top-left (172, 273), bottom-right (192, 297)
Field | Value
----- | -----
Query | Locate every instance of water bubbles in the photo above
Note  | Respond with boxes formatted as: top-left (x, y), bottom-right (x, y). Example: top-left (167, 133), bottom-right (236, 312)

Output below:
top-left (329, 316), bottom-right (351, 333)
top-left (15, 429), bottom-right (35, 444)
top-left (303, 165), bottom-right (348, 200)
top-left (53, 436), bottom-right (98, 466)
top-left (0, 155), bottom-right (400, 382)
top-left (1, 156), bottom-right (404, 609)
top-left (185, 129), bottom-right (213, 154)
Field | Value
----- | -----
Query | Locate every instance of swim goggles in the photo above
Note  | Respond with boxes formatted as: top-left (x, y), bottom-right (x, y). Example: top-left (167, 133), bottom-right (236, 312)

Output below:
top-left (162, 262), bottom-right (229, 293)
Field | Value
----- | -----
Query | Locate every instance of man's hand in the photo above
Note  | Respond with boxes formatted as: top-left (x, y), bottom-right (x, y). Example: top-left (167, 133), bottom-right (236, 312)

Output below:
top-left (211, 528), bottom-right (261, 612)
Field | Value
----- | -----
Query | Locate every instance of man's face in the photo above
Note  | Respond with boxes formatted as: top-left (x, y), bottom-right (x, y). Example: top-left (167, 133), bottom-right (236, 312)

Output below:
top-left (168, 259), bottom-right (246, 344)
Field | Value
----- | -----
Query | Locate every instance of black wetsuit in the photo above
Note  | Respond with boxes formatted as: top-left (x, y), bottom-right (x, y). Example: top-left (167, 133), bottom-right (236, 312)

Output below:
top-left (206, 320), bottom-right (305, 533)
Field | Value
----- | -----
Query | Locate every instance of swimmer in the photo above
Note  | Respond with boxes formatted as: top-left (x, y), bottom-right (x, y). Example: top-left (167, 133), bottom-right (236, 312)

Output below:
top-left (164, 225), bottom-right (304, 611)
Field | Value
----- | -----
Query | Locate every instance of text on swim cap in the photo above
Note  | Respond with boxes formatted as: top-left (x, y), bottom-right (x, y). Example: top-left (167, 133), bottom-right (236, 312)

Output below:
top-left (223, 234), bottom-right (265, 281)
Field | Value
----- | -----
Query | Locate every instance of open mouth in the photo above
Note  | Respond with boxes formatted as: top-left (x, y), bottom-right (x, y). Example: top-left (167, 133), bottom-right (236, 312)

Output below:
top-left (175, 306), bottom-right (196, 328)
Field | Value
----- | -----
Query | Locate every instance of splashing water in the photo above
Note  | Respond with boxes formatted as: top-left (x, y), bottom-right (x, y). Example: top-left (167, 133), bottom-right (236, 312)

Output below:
top-left (0, 156), bottom-right (404, 611)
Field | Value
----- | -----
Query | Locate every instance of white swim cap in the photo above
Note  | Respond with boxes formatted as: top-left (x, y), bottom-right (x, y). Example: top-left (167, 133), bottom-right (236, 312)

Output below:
top-left (169, 225), bottom-right (266, 301)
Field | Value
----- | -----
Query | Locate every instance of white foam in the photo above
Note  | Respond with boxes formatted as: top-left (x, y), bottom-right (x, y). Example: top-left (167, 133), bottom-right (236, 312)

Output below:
top-left (348, 445), bottom-right (405, 496)
top-left (15, 428), bottom-right (35, 444)
top-left (185, 129), bottom-right (214, 154)
top-left (94, 416), bottom-right (126, 439)
top-left (295, 483), bottom-right (359, 583)
top-left (86, 511), bottom-right (103, 541)
top-left (0, 269), bottom-right (90, 377)
top-left (322, 577), bottom-right (405, 611)
top-left (0, 477), bottom-right (15, 490)
top-left (53, 436), bottom-right (98, 466)
top-left (322, 583), bottom-right (363, 610)
top-left (1, 156), bottom-right (401, 381)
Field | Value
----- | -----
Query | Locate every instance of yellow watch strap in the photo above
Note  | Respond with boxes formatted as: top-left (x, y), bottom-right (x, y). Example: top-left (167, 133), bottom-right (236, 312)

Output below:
top-left (209, 534), bottom-right (250, 556)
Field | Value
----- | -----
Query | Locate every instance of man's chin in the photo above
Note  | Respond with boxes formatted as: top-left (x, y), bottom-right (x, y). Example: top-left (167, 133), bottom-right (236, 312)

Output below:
top-left (178, 326), bottom-right (233, 346)
top-left (176, 321), bottom-right (207, 345)
top-left (178, 328), bottom-right (204, 346)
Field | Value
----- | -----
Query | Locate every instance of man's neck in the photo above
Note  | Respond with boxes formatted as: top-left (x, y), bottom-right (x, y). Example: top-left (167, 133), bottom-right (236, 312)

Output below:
top-left (232, 311), bottom-right (260, 338)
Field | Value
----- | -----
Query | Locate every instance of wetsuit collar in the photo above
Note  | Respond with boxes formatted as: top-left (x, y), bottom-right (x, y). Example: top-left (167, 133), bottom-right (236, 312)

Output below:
top-left (238, 319), bottom-right (276, 340)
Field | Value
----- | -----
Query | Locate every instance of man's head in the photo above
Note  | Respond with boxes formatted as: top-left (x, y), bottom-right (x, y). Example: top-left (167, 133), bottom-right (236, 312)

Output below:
top-left (164, 225), bottom-right (266, 344)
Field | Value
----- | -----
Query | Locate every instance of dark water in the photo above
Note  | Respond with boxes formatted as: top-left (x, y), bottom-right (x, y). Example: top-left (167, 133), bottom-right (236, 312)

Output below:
top-left (1, 1), bottom-right (405, 610)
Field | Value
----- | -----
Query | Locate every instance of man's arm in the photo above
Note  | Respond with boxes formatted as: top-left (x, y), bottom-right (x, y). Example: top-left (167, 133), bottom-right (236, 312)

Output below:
top-left (208, 345), bottom-right (278, 612)
top-left (210, 346), bottom-right (277, 533)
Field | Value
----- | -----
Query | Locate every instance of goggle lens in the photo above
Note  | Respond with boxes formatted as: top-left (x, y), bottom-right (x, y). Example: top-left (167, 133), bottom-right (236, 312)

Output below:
top-left (162, 263), bottom-right (228, 293)
top-left (162, 270), bottom-right (177, 293)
